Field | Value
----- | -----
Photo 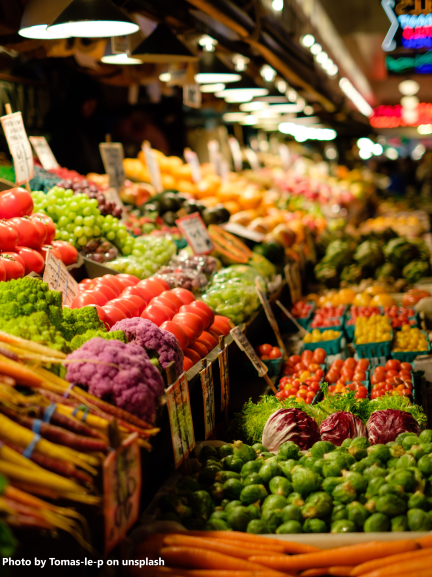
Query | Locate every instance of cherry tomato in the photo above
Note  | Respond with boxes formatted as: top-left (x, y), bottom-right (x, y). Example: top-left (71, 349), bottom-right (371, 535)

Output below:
top-left (289, 355), bottom-right (301, 365)
top-left (188, 300), bottom-right (214, 330)
top-left (14, 246), bottom-right (44, 274)
top-left (0, 187), bottom-right (33, 219)
top-left (183, 348), bottom-right (201, 366)
top-left (308, 363), bottom-right (321, 372)
top-left (400, 362), bottom-right (413, 371)
top-left (344, 358), bottom-right (357, 369)
top-left (141, 304), bottom-right (173, 326)
top-left (270, 348), bottom-right (282, 359)
top-left (183, 356), bottom-right (194, 372)
top-left (257, 344), bottom-right (273, 356)
top-left (315, 369), bottom-right (324, 379)
top-left (385, 359), bottom-right (401, 371)
top-left (332, 359), bottom-right (344, 369)
top-left (0, 221), bottom-right (19, 251)
top-left (353, 371), bottom-right (367, 381)
top-left (301, 350), bottom-right (313, 363)
top-left (171, 287), bottom-right (196, 305)
top-left (357, 359), bottom-right (370, 370)
top-left (31, 213), bottom-right (55, 244)
top-left (386, 369), bottom-right (399, 378)
top-left (102, 304), bottom-right (127, 325)
top-left (400, 370), bottom-right (413, 379)
top-left (160, 320), bottom-right (189, 350)
top-left (312, 348), bottom-right (326, 364)
top-left (309, 382), bottom-right (320, 392)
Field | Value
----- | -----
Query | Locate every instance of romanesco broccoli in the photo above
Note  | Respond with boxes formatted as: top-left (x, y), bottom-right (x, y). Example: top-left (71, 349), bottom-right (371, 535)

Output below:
top-left (61, 306), bottom-right (107, 341)
top-left (70, 330), bottom-right (126, 351)
top-left (0, 311), bottom-right (69, 352)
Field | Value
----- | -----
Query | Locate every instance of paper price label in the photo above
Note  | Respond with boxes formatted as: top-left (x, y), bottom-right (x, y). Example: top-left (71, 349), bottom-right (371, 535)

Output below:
top-left (183, 84), bottom-right (202, 109)
top-left (103, 433), bottom-right (141, 556)
top-left (176, 213), bottom-right (214, 255)
top-left (43, 251), bottom-right (79, 306)
top-left (29, 136), bottom-right (58, 171)
top-left (230, 326), bottom-right (268, 377)
top-left (184, 148), bottom-right (202, 183)
top-left (99, 142), bottom-right (126, 191)
top-left (218, 346), bottom-right (230, 412)
top-left (222, 222), bottom-right (265, 243)
top-left (166, 373), bottom-right (195, 468)
top-left (142, 141), bottom-right (163, 193)
top-left (200, 363), bottom-right (215, 439)
top-left (244, 147), bottom-right (260, 171)
top-left (1, 111), bottom-right (34, 185)
top-left (228, 136), bottom-right (243, 172)
top-left (267, 274), bottom-right (282, 294)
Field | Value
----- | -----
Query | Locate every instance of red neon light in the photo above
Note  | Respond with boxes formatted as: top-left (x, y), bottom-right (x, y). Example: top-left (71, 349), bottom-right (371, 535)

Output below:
top-left (370, 103), bottom-right (432, 128)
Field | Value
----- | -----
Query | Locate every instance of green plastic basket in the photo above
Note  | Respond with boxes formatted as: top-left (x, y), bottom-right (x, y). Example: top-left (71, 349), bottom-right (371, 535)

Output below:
top-left (303, 332), bottom-right (343, 355)
top-left (353, 334), bottom-right (393, 359)
top-left (391, 331), bottom-right (431, 363)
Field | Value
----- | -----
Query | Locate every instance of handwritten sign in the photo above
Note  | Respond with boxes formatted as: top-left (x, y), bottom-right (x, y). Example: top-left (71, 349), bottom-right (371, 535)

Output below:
top-left (228, 136), bottom-right (243, 172)
top-left (200, 363), bottom-right (215, 439)
top-left (99, 142), bottom-right (126, 191)
top-left (29, 136), bottom-right (58, 171)
top-left (230, 326), bottom-right (268, 377)
top-left (142, 141), bottom-right (163, 193)
top-left (183, 84), bottom-right (202, 109)
top-left (218, 345), bottom-right (230, 412)
top-left (1, 111), bottom-right (34, 185)
top-left (244, 147), bottom-right (260, 171)
top-left (176, 213), bottom-right (214, 255)
top-left (166, 373), bottom-right (195, 468)
top-left (103, 433), bottom-right (141, 556)
top-left (43, 250), bottom-right (79, 306)
top-left (184, 148), bottom-right (202, 183)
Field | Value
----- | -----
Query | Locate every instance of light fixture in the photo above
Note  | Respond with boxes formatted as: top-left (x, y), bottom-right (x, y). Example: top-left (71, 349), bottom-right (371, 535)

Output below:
top-left (132, 24), bottom-right (197, 62)
top-left (159, 72), bottom-right (171, 82)
top-left (399, 79), bottom-right (420, 96)
top-left (412, 143), bottom-right (426, 160)
top-left (401, 95), bottom-right (419, 111)
top-left (216, 78), bottom-right (269, 101)
top-left (373, 143), bottom-right (384, 156)
top-left (385, 147), bottom-right (399, 160)
top-left (304, 105), bottom-right (314, 115)
top-left (255, 96), bottom-right (287, 103)
top-left (255, 108), bottom-right (281, 118)
top-left (47, 0), bottom-right (139, 38)
top-left (260, 65), bottom-right (277, 82)
top-left (101, 37), bottom-right (142, 65)
top-left (232, 54), bottom-right (249, 72)
top-left (222, 113), bottom-right (247, 122)
top-left (239, 101), bottom-right (269, 111)
top-left (200, 83), bottom-right (225, 93)
top-left (241, 115), bottom-right (258, 125)
top-left (198, 34), bottom-right (217, 52)
top-left (301, 34), bottom-right (315, 48)
top-left (359, 148), bottom-right (373, 160)
top-left (277, 80), bottom-right (287, 93)
top-left (296, 98), bottom-right (305, 110)
top-left (325, 146), bottom-right (338, 160)
top-left (195, 52), bottom-right (241, 84)
top-left (418, 124), bottom-right (432, 135)
top-left (272, 0), bottom-right (284, 11)
top-left (339, 77), bottom-right (373, 117)
top-left (269, 103), bottom-right (304, 113)
top-left (328, 64), bottom-right (338, 77)
top-left (223, 94), bottom-right (255, 103)
top-left (19, 0), bottom-right (72, 39)
top-left (287, 89), bottom-right (297, 102)
top-left (316, 52), bottom-right (328, 65)
top-left (323, 58), bottom-right (333, 71)
top-left (279, 122), bottom-right (336, 141)
top-left (310, 43), bottom-right (322, 55)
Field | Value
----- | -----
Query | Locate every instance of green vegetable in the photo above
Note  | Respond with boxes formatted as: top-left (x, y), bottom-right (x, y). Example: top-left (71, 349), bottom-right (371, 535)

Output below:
top-left (367, 445), bottom-right (391, 463)
top-left (61, 305), bottom-right (106, 341)
top-left (224, 500), bottom-right (242, 514)
top-left (387, 469), bottom-right (416, 493)
top-left (354, 240), bottom-right (384, 269)
top-left (363, 464), bottom-right (387, 482)
top-left (387, 458), bottom-right (399, 469)
top-left (252, 443), bottom-right (268, 453)
top-left (420, 430), bottom-right (432, 444)
top-left (205, 519), bottom-right (231, 531)
top-left (347, 501), bottom-right (369, 527)
top-left (384, 238), bottom-right (420, 269)
top-left (375, 263), bottom-right (400, 280)
top-left (292, 467), bottom-right (321, 496)
top-left (227, 506), bottom-right (251, 531)
top-left (261, 509), bottom-right (283, 533)
top-left (247, 503), bottom-right (261, 520)
top-left (241, 460), bottom-right (262, 478)
top-left (376, 494), bottom-right (407, 518)
top-left (276, 521), bottom-right (303, 534)
top-left (349, 437), bottom-right (370, 461)
top-left (408, 445), bottom-right (424, 461)
top-left (418, 456), bottom-right (432, 476)
top-left (301, 492), bottom-right (333, 519)
top-left (402, 435), bottom-right (420, 451)
top-left (304, 518), bottom-right (328, 533)
top-left (281, 505), bottom-right (302, 523)
top-left (233, 443), bottom-right (256, 463)
top-left (262, 494), bottom-right (288, 512)
top-left (332, 481), bottom-right (357, 504)
top-left (190, 491), bottom-right (214, 521)
top-left (331, 504), bottom-right (347, 521)
top-left (403, 260), bottom-right (430, 284)
top-left (240, 484), bottom-right (267, 505)
top-left (408, 491), bottom-right (427, 510)
top-left (323, 457), bottom-right (346, 478)
top-left (259, 462), bottom-right (282, 484)
top-left (215, 471), bottom-right (240, 484)
top-left (389, 444), bottom-right (405, 458)
top-left (222, 456), bottom-right (244, 473)
top-left (391, 515), bottom-right (408, 532)
top-left (209, 511), bottom-right (228, 522)
top-left (407, 508), bottom-right (432, 531)
top-left (364, 512), bottom-right (389, 532)
top-left (247, 519), bottom-right (268, 534)
top-left (208, 483), bottom-right (224, 502)
top-left (218, 445), bottom-right (234, 459)
top-left (311, 441), bottom-right (336, 460)
top-left (199, 464), bottom-right (222, 484)
top-left (322, 477), bottom-right (344, 495)
top-left (70, 329), bottom-right (126, 350)
top-left (243, 473), bottom-right (266, 486)
top-left (278, 441), bottom-right (300, 461)
top-left (176, 476), bottom-right (200, 494)
top-left (278, 459), bottom-right (298, 481)
top-left (341, 264), bottom-right (364, 284)
top-left (378, 483), bottom-right (405, 499)
top-left (343, 472), bottom-right (368, 493)
top-left (223, 479), bottom-right (244, 500)
top-left (331, 520), bottom-right (357, 533)
top-left (287, 493), bottom-right (305, 507)
top-left (269, 476), bottom-right (293, 497)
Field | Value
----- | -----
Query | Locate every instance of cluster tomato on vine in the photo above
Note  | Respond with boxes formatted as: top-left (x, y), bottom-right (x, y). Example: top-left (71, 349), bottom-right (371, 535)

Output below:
top-left (370, 359), bottom-right (413, 400)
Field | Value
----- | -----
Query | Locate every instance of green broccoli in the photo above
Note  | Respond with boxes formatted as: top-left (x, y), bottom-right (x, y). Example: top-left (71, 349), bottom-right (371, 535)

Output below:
top-left (70, 330), bottom-right (126, 351)
top-left (61, 306), bottom-right (107, 341)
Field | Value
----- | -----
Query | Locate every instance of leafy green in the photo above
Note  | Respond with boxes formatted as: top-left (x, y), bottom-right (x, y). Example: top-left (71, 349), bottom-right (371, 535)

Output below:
top-left (367, 396), bottom-right (427, 429)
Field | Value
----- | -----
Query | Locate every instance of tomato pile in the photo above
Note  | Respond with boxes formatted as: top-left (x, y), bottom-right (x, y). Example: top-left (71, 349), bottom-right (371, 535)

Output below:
top-left (76, 274), bottom-right (230, 372)
top-left (328, 381), bottom-right (368, 399)
top-left (382, 306), bottom-right (417, 329)
top-left (255, 344), bottom-right (282, 361)
top-left (310, 306), bottom-right (345, 328)
top-left (325, 357), bottom-right (369, 386)
top-left (346, 306), bottom-right (381, 325)
top-left (276, 350), bottom-right (327, 403)
top-left (402, 288), bottom-right (430, 307)
top-left (291, 301), bottom-right (313, 319)
top-left (370, 360), bottom-right (413, 400)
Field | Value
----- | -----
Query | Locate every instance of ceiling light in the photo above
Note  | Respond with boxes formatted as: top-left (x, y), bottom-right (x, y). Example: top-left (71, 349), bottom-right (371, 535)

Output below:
top-left (385, 147), bottom-right (399, 160)
top-left (101, 37), bottom-right (142, 64)
top-left (325, 146), bottom-right (338, 160)
top-left (269, 103), bottom-right (304, 113)
top-left (223, 94), bottom-right (254, 103)
top-left (310, 43), bottom-right (322, 55)
top-left (132, 24), bottom-right (198, 62)
top-left (399, 79), bottom-right (420, 96)
top-left (316, 51), bottom-right (328, 65)
top-left (301, 34), bottom-right (315, 48)
top-left (255, 108), bottom-right (281, 118)
top-left (242, 115), bottom-right (257, 125)
top-left (304, 105), bottom-right (314, 115)
top-left (401, 95), bottom-right (419, 111)
top-left (328, 64), bottom-right (339, 76)
top-left (279, 122), bottom-right (336, 140)
top-left (359, 148), bottom-right (373, 160)
top-left (287, 89), bottom-right (297, 102)
top-left (233, 54), bottom-right (249, 72)
top-left (296, 98), bottom-right (305, 110)
top-left (412, 143), bottom-right (426, 160)
top-left (217, 87), bottom-right (269, 99)
top-left (358, 137), bottom-right (374, 150)
top-left (198, 34), bottom-right (217, 52)
top-left (323, 58), bottom-right (333, 71)
top-left (159, 72), bottom-right (171, 82)
top-left (272, 0), bottom-right (284, 11)
top-left (19, 0), bottom-right (72, 39)
top-left (223, 113), bottom-right (247, 122)
top-left (47, 0), bottom-right (139, 37)
top-left (195, 52), bottom-right (241, 84)
top-left (255, 95), bottom-right (287, 103)
top-left (277, 80), bottom-right (287, 93)
top-left (418, 124), bottom-right (432, 135)
top-left (200, 83), bottom-right (225, 93)
top-left (260, 65), bottom-right (277, 82)
top-left (339, 77), bottom-right (373, 117)
top-left (373, 143), bottom-right (384, 155)
top-left (239, 101), bottom-right (269, 111)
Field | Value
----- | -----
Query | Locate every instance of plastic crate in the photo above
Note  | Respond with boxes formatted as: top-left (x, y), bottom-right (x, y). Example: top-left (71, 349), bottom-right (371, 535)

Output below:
top-left (262, 350), bottom-right (284, 377)
top-left (303, 332), bottom-right (343, 355)
top-left (308, 318), bottom-right (344, 333)
top-left (279, 302), bottom-right (315, 332)
top-left (391, 331), bottom-right (431, 363)
top-left (353, 335), bottom-right (393, 359)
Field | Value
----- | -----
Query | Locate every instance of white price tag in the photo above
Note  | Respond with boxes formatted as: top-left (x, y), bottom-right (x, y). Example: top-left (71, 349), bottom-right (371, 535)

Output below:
top-left (142, 141), bottom-right (163, 193)
top-left (1, 112), bottom-right (34, 185)
top-left (99, 142), bottom-right (126, 191)
top-left (183, 84), bottom-right (202, 109)
top-left (228, 136), bottom-right (243, 172)
top-left (176, 213), bottom-right (214, 255)
top-left (184, 148), bottom-right (202, 183)
top-left (29, 136), bottom-right (58, 171)
top-left (244, 147), bottom-right (260, 171)
top-left (200, 363), bottom-right (215, 439)
top-left (222, 222), bottom-right (265, 243)
top-left (43, 250), bottom-right (79, 306)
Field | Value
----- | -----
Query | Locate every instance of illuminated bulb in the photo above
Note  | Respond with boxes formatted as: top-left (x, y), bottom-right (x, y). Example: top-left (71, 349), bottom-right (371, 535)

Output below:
top-left (412, 143), bottom-right (426, 160)
top-left (233, 54), bottom-right (249, 72)
top-left (239, 101), bottom-right (269, 111)
top-left (323, 58), bottom-right (333, 71)
top-left (296, 98), bottom-right (305, 110)
top-left (401, 95), bottom-right (419, 111)
top-left (304, 105), bottom-right (314, 115)
top-left (242, 115), bottom-right (257, 125)
top-left (316, 51), bottom-right (328, 65)
top-left (339, 77), bottom-right (373, 117)
top-left (272, 0), bottom-right (284, 10)
top-left (398, 79), bottom-right (420, 96)
top-left (301, 34), bottom-right (315, 48)
top-left (373, 143), bottom-right (384, 156)
top-left (222, 112), bottom-right (246, 122)
top-left (198, 34), bottom-right (217, 52)
top-left (325, 147), bottom-right (337, 160)
top-left (359, 148), bottom-right (373, 160)
top-left (385, 147), bottom-right (399, 160)
top-left (200, 83), bottom-right (225, 93)
top-left (418, 124), bottom-right (432, 135)
top-left (260, 64), bottom-right (277, 82)
top-left (277, 80), bottom-right (287, 93)
top-left (287, 89), bottom-right (297, 102)
top-left (159, 72), bottom-right (171, 82)
top-left (101, 53), bottom-right (141, 64)
top-left (328, 64), bottom-right (338, 77)
top-left (310, 43), bottom-right (322, 55)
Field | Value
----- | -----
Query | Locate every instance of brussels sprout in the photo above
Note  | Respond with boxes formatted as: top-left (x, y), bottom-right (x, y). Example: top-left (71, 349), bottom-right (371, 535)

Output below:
top-left (418, 455), bottom-right (432, 477)
top-left (221, 499), bottom-right (230, 509)
top-left (247, 519), bottom-right (268, 534)
top-left (261, 508), bottom-right (283, 533)
top-left (222, 455), bottom-right (245, 473)
top-left (291, 467), bottom-right (321, 496)
top-left (387, 469), bottom-right (416, 492)
top-left (262, 494), bottom-right (288, 512)
top-left (224, 500), bottom-right (242, 514)
top-left (304, 518), bottom-right (328, 533)
top-left (302, 492), bottom-right (333, 519)
top-left (343, 472), bottom-right (368, 494)
top-left (176, 476), bottom-right (201, 494)
top-left (323, 457), bottom-right (347, 478)
top-left (276, 521), bottom-right (303, 534)
top-left (278, 441), bottom-right (300, 461)
top-left (205, 519), bottom-right (232, 531)
top-left (241, 460), bottom-right (263, 479)
top-left (367, 445), bottom-right (391, 463)
top-left (215, 471), bottom-right (241, 484)
top-left (200, 445), bottom-right (218, 463)
top-left (190, 491), bottom-right (214, 521)
top-left (227, 506), bottom-right (252, 531)
top-left (247, 502), bottom-right (261, 520)
top-left (208, 482), bottom-right (225, 502)
top-left (240, 484), bottom-right (268, 505)
top-left (260, 462), bottom-right (283, 484)
top-left (366, 477), bottom-right (386, 499)
top-left (311, 441), bottom-right (336, 460)
top-left (287, 492), bottom-right (305, 507)
top-left (244, 473), bottom-right (266, 486)
top-left (332, 481), bottom-right (357, 504)
top-left (258, 452), bottom-right (276, 459)
top-left (402, 436), bottom-right (420, 451)
top-left (343, 454), bottom-right (356, 468)
top-left (408, 466), bottom-right (426, 493)
top-left (347, 501), bottom-right (369, 527)
top-left (223, 479), bottom-right (244, 500)
top-left (376, 494), bottom-right (407, 518)
top-left (363, 464), bottom-right (387, 482)
top-left (199, 463), bottom-right (223, 484)
top-left (158, 494), bottom-right (193, 520)
top-left (378, 483), bottom-right (405, 499)
top-left (407, 508), bottom-right (432, 531)
top-left (331, 519), bottom-right (357, 533)
top-left (408, 491), bottom-right (427, 510)
top-left (391, 515), bottom-right (408, 532)
top-left (298, 456), bottom-right (308, 466)
top-left (252, 443), bottom-right (268, 453)
top-left (387, 458), bottom-right (399, 469)
top-left (364, 512), bottom-right (389, 532)
top-left (359, 455), bottom-right (385, 471)
top-left (265, 456), bottom-right (279, 465)
top-left (420, 443), bottom-right (432, 455)
top-left (210, 511), bottom-right (229, 522)
top-left (322, 477), bottom-right (345, 495)
top-left (269, 476), bottom-right (293, 498)
top-left (349, 437), bottom-right (370, 461)
top-left (419, 430), bottom-right (432, 444)
top-left (350, 462), bottom-right (366, 474)
top-left (183, 518), bottom-right (205, 530)
top-left (331, 504), bottom-right (348, 521)
top-left (408, 445), bottom-right (424, 461)
top-left (304, 457), bottom-right (320, 474)
top-left (218, 444), bottom-right (234, 459)
top-left (389, 444), bottom-right (405, 459)
top-left (342, 438), bottom-right (353, 449)
top-left (234, 443), bottom-right (257, 463)
top-left (281, 504), bottom-right (302, 523)
top-left (278, 459), bottom-right (297, 481)
top-left (396, 454), bottom-right (417, 469)
top-left (396, 432), bottom-right (412, 444)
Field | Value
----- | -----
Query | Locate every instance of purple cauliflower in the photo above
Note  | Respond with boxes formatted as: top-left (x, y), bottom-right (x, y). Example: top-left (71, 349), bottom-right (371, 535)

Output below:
top-left (110, 317), bottom-right (184, 377)
top-left (65, 337), bottom-right (164, 423)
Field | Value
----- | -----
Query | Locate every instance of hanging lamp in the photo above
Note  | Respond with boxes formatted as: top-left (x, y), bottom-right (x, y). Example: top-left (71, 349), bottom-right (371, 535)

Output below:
top-left (195, 52), bottom-right (241, 84)
top-left (19, 0), bottom-right (72, 39)
top-left (132, 24), bottom-right (197, 63)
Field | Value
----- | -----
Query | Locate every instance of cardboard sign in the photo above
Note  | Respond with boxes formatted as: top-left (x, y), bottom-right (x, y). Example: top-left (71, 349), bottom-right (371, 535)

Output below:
top-left (244, 147), bottom-right (260, 171)
top-left (103, 433), bottom-right (141, 556)
top-left (43, 250), bottom-right (79, 306)
top-left (29, 136), bottom-right (58, 171)
top-left (200, 363), bottom-right (215, 439)
top-left (228, 136), bottom-right (243, 172)
top-left (1, 111), bottom-right (34, 185)
top-left (230, 326), bottom-right (268, 377)
top-left (183, 84), bottom-right (202, 109)
top-left (176, 213), bottom-right (214, 255)
top-left (218, 345), bottom-right (230, 412)
top-left (99, 142), bottom-right (126, 191)
top-left (222, 222), bottom-right (265, 243)
top-left (142, 141), bottom-right (163, 193)
top-left (166, 373), bottom-right (195, 468)
top-left (184, 148), bottom-right (202, 183)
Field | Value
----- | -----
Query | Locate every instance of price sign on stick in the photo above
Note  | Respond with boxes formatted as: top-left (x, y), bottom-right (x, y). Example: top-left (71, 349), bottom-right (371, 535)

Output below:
top-left (103, 433), bottom-right (141, 556)
top-left (244, 147), bottom-right (260, 171)
top-left (99, 142), bottom-right (126, 191)
top-left (255, 280), bottom-right (287, 359)
top-left (176, 213), bottom-right (214, 255)
top-left (200, 361), bottom-right (215, 439)
top-left (284, 263), bottom-right (301, 303)
top-left (29, 136), bottom-right (59, 171)
top-left (142, 141), bottom-right (163, 193)
top-left (276, 300), bottom-right (308, 337)
top-left (228, 136), bottom-right (243, 172)
top-left (218, 336), bottom-right (230, 413)
top-left (183, 84), bottom-right (202, 109)
top-left (1, 111), bottom-right (34, 186)
top-left (43, 250), bottom-right (79, 306)
top-left (166, 373), bottom-right (195, 468)
top-left (184, 148), bottom-right (202, 183)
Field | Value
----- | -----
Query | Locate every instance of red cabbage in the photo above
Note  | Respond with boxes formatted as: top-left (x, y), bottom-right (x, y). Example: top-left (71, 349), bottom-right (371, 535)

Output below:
top-left (262, 408), bottom-right (320, 452)
top-left (367, 409), bottom-right (421, 445)
top-left (319, 411), bottom-right (366, 446)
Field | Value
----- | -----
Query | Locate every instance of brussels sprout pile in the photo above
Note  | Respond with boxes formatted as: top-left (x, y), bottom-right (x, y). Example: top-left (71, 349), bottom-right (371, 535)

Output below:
top-left (156, 432), bottom-right (432, 534)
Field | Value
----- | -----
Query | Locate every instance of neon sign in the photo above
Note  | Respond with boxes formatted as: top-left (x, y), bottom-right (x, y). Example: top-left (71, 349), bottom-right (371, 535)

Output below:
top-left (386, 50), bottom-right (432, 73)
top-left (382, 0), bottom-right (432, 51)
top-left (399, 13), bottom-right (432, 48)
top-left (371, 103), bottom-right (432, 128)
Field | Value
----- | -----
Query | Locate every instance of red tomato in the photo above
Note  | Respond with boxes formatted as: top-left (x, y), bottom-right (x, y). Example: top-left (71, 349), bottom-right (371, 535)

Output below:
top-left (296, 390), bottom-right (308, 399)
top-left (212, 315), bottom-right (232, 333)
top-left (0, 187), bottom-right (33, 219)
top-left (152, 277), bottom-right (170, 291)
top-left (109, 298), bottom-right (135, 317)
top-left (37, 245), bottom-right (62, 262)
top-left (289, 355), bottom-right (301, 365)
top-left (344, 358), bottom-right (357, 369)
top-left (158, 290), bottom-right (183, 312)
top-left (0, 253), bottom-right (24, 280)
top-left (257, 344), bottom-right (273, 356)
top-left (399, 370), bottom-right (413, 379)
top-left (312, 348), bottom-right (326, 364)
top-left (355, 390), bottom-right (367, 399)
top-left (102, 304), bottom-right (127, 325)
top-left (0, 260), bottom-right (6, 282)
top-left (137, 279), bottom-right (164, 299)
top-left (79, 278), bottom-right (93, 290)
top-left (270, 348), bottom-right (282, 359)
top-left (121, 295), bottom-right (146, 314)
top-left (183, 356), bottom-right (194, 372)
top-left (179, 304), bottom-right (210, 328)
top-left (31, 218), bottom-right (47, 246)
top-left (172, 312), bottom-right (204, 339)
top-left (152, 295), bottom-right (178, 314)
top-left (90, 282), bottom-right (117, 302)
top-left (0, 221), bottom-right (19, 251)
top-left (120, 285), bottom-right (149, 305)
top-left (402, 389), bottom-right (412, 397)
top-left (115, 273), bottom-right (139, 287)
top-left (261, 355), bottom-right (270, 361)
top-left (14, 246), bottom-right (44, 274)
top-left (308, 363), bottom-right (321, 372)
top-left (357, 359), bottom-right (370, 370)
top-left (188, 301), bottom-right (214, 330)
top-left (400, 362), bottom-right (413, 371)
top-left (191, 341), bottom-right (209, 357)
top-left (97, 275), bottom-right (123, 296)
top-left (385, 359), bottom-right (401, 371)
top-left (353, 371), bottom-right (367, 381)
top-left (326, 371), bottom-right (339, 384)
top-left (31, 213), bottom-right (55, 244)
top-left (301, 350), bottom-right (313, 363)
top-left (209, 320), bottom-right (229, 337)
top-left (160, 321), bottom-right (189, 350)
top-left (184, 348), bottom-right (201, 365)
top-left (171, 287), bottom-right (195, 305)
top-left (141, 304), bottom-right (173, 326)
top-left (332, 359), bottom-right (344, 369)
top-left (177, 322), bottom-right (196, 346)
top-left (199, 331), bottom-right (218, 350)
top-left (315, 369), bottom-right (324, 379)
top-left (371, 374), bottom-right (383, 385)
top-left (72, 291), bottom-right (104, 308)
top-left (51, 240), bottom-right (78, 266)
top-left (93, 305), bottom-right (110, 329)
top-left (9, 217), bottom-right (45, 249)
top-left (386, 369), bottom-right (399, 378)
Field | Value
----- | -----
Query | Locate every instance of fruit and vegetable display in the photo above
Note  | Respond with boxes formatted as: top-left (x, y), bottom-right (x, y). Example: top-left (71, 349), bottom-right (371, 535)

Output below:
top-left (303, 329), bottom-right (341, 343)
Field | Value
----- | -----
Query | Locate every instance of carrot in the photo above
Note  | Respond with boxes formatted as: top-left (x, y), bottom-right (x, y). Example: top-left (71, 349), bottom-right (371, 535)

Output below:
top-left (360, 553), bottom-right (432, 577)
top-left (417, 535), bottom-right (432, 548)
top-left (41, 406), bottom-right (107, 440)
top-left (12, 480), bottom-right (100, 505)
top-left (328, 569), bottom-right (355, 576)
top-left (160, 547), bottom-right (288, 575)
top-left (187, 530), bottom-right (320, 554)
top-left (0, 358), bottom-right (43, 387)
top-left (153, 570), bottom-right (287, 577)
top-left (210, 538), bottom-right (285, 554)
top-left (249, 540), bottom-right (419, 572)
top-left (163, 535), bottom-right (284, 560)
top-left (0, 331), bottom-right (66, 358)
top-left (299, 570), bottom-right (330, 577)
top-left (351, 547), bottom-right (432, 575)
